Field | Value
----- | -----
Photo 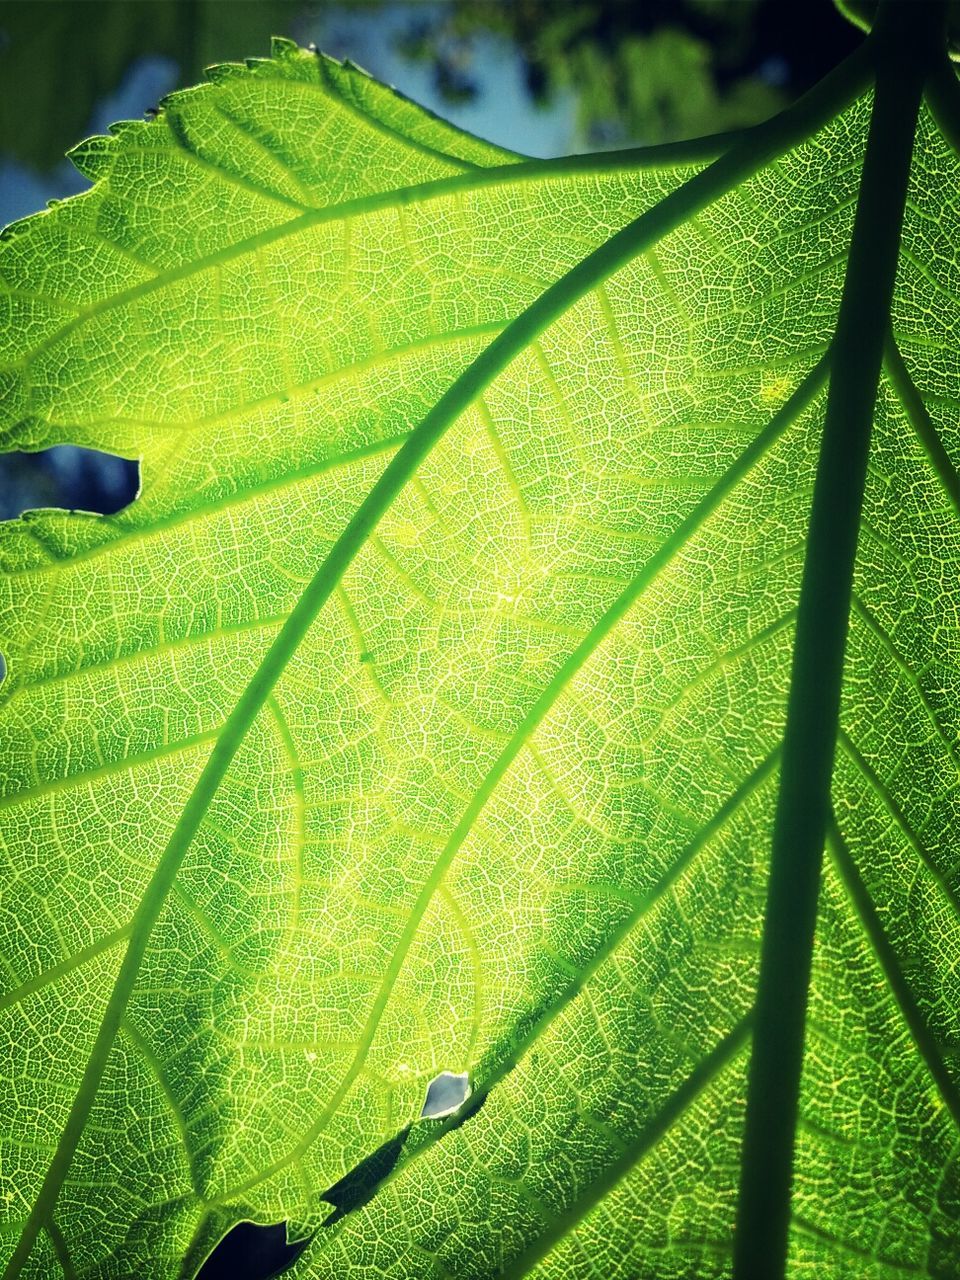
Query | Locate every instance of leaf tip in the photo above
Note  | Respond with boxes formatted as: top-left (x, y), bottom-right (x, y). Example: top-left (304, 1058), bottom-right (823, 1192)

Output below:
top-left (66, 134), bottom-right (112, 181)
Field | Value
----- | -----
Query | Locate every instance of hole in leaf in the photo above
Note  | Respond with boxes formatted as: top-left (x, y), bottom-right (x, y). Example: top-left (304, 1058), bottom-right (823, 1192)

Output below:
top-left (420, 1069), bottom-right (471, 1119)
top-left (195, 1220), bottom-right (309, 1280)
top-left (0, 446), bottom-right (139, 519)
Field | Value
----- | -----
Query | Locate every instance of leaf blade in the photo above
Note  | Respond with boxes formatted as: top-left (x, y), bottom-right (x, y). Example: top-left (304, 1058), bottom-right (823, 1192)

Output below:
top-left (5, 28), bottom-right (958, 1280)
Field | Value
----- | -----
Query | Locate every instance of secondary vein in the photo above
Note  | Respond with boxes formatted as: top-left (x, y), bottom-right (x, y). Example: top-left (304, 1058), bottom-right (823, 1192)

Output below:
top-left (0, 42), bottom-right (872, 382)
top-left (498, 1016), bottom-right (753, 1280)
top-left (883, 333), bottom-right (960, 515)
top-left (827, 819), bottom-right (960, 1132)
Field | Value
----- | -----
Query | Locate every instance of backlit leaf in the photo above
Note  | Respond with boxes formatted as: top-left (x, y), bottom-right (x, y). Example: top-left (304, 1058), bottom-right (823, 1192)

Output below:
top-left (1, 13), bottom-right (958, 1279)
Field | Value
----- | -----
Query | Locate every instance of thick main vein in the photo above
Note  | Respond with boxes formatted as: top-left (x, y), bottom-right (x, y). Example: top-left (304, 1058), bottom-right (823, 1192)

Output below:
top-left (733, 9), bottom-right (940, 1278)
top-left (0, 41), bottom-right (868, 1272)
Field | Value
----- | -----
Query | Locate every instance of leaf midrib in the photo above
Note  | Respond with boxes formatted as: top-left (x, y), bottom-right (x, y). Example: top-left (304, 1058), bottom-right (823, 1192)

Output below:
top-left (733, 6), bottom-right (940, 1274)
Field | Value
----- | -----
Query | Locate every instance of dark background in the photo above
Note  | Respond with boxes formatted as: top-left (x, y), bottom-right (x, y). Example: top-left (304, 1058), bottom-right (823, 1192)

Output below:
top-left (0, 2), bottom-right (860, 1276)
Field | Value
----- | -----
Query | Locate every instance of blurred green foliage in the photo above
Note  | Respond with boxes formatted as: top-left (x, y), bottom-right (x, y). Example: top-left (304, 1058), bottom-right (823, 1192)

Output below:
top-left (0, 0), bottom-right (302, 170)
top-left (397, 0), bottom-right (787, 147)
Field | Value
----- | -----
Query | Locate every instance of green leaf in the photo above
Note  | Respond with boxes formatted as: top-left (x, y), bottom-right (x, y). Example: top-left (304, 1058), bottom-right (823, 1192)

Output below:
top-left (0, 10), bottom-right (958, 1280)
